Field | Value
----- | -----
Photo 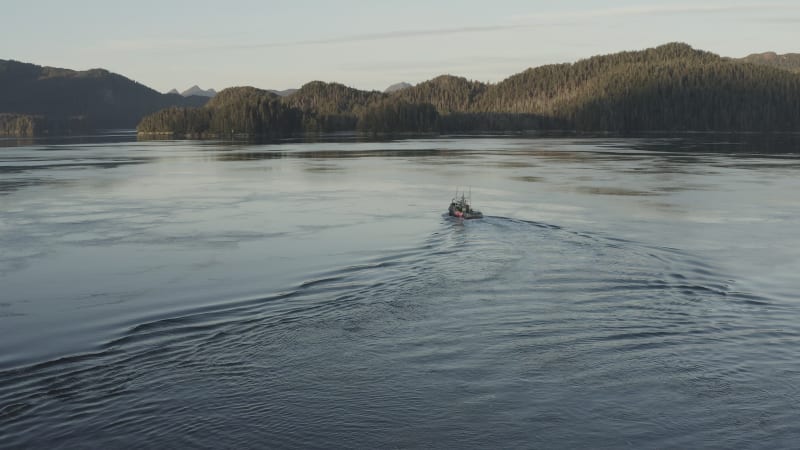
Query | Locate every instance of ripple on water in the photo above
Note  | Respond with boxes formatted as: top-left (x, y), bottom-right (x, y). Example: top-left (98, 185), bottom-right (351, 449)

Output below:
top-left (0, 216), bottom-right (798, 448)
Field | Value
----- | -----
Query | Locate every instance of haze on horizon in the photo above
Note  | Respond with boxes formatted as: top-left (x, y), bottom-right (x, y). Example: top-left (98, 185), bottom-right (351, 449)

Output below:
top-left (3, 0), bottom-right (799, 93)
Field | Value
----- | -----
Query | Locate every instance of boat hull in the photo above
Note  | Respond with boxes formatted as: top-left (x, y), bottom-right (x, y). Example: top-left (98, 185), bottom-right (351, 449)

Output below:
top-left (448, 207), bottom-right (483, 219)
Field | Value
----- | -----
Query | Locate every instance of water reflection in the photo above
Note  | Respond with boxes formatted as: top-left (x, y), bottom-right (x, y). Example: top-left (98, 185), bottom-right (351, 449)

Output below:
top-left (629, 132), bottom-right (800, 155)
top-left (214, 148), bottom-right (463, 161)
top-left (511, 176), bottom-right (544, 183)
top-left (0, 130), bottom-right (138, 148)
top-left (575, 186), bottom-right (658, 196)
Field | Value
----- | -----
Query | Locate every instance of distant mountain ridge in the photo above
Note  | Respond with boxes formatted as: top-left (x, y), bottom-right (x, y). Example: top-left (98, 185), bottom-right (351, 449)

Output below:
top-left (0, 59), bottom-right (209, 135)
top-left (165, 86), bottom-right (217, 97)
top-left (268, 88), bottom-right (298, 97)
top-left (384, 82), bottom-right (412, 93)
top-left (169, 86), bottom-right (298, 97)
top-left (738, 52), bottom-right (800, 73)
top-left (181, 85), bottom-right (217, 97)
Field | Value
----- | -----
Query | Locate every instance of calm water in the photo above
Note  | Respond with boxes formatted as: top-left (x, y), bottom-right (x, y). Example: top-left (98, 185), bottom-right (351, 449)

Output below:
top-left (1, 134), bottom-right (799, 448)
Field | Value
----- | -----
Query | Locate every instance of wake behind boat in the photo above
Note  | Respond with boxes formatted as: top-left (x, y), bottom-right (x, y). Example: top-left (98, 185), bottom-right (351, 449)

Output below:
top-left (448, 190), bottom-right (483, 219)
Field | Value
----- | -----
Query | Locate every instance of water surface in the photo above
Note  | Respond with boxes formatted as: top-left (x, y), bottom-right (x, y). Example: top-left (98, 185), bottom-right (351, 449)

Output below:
top-left (1, 135), bottom-right (799, 448)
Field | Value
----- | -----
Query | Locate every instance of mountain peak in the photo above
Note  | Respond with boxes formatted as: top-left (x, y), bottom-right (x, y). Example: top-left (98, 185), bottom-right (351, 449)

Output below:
top-left (384, 82), bottom-right (412, 93)
top-left (180, 85), bottom-right (217, 97)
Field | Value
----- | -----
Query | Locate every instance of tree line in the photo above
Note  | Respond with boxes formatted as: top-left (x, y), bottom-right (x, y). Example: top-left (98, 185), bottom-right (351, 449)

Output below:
top-left (138, 84), bottom-right (443, 136)
top-left (137, 43), bottom-right (800, 136)
top-left (0, 113), bottom-right (92, 137)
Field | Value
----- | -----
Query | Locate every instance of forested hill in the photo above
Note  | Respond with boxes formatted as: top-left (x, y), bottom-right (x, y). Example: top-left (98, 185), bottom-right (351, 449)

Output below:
top-left (0, 59), bottom-right (208, 135)
top-left (478, 43), bottom-right (800, 132)
top-left (138, 43), bottom-right (800, 136)
top-left (282, 81), bottom-right (385, 131)
top-left (137, 87), bottom-right (302, 137)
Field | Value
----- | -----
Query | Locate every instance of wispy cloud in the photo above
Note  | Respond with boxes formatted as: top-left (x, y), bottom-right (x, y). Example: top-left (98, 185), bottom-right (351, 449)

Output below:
top-left (512, 2), bottom-right (800, 21)
top-left (752, 16), bottom-right (800, 23)
top-left (343, 55), bottom-right (549, 72)
top-left (100, 37), bottom-right (220, 52)
top-left (98, 2), bottom-right (800, 53)
top-left (234, 2), bottom-right (800, 49)
top-left (231, 25), bottom-right (531, 50)
top-left (98, 24), bottom-right (537, 53)
top-left (579, 3), bottom-right (793, 17)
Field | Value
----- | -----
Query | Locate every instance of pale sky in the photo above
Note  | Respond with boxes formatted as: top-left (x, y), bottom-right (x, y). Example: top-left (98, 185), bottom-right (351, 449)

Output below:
top-left (2, 1), bottom-right (798, 93)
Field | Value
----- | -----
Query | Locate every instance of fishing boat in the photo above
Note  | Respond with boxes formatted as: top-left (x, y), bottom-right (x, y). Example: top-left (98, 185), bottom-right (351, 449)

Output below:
top-left (448, 190), bottom-right (483, 219)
